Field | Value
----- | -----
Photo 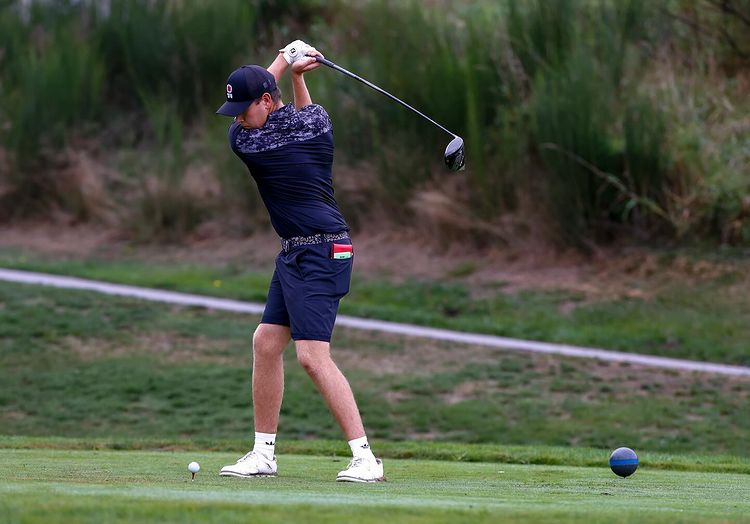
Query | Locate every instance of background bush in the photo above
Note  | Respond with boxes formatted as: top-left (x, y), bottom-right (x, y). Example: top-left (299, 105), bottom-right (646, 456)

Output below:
top-left (0, 0), bottom-right (747, 246)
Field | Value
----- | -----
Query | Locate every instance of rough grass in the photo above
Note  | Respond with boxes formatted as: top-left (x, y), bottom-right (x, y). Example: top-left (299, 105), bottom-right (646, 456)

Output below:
top-left (1, 280), bottom-right (748, 456)
top-left (1, 251), bottom-right (749, 365)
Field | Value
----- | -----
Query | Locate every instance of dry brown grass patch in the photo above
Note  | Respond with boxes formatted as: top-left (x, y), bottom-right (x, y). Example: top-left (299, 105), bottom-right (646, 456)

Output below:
top-left (333, 330), bottom-right (499, 376)
top-left (63, 334), bottom-right (244, 365)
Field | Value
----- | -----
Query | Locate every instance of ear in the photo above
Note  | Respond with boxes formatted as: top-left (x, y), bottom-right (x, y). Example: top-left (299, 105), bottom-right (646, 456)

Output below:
top-left (262, 92), bottom-right (274, 108)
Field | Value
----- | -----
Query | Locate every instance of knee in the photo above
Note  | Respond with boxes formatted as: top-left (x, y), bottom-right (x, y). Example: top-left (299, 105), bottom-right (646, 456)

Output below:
top-left (296, 349), bottom-right (317, 375)
top-left (296, 346), bottom-right (328, 376)
top-left (252, 325), bottom-right (286, 360)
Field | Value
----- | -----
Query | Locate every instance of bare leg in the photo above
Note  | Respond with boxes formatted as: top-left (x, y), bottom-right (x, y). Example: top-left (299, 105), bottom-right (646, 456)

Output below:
top-left (252, 323), bottom-right (291, 433)
top-left (295, 340), bottom-right (365, 440)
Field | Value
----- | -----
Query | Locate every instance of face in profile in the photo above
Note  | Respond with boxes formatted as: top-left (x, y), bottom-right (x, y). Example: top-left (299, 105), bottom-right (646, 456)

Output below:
top-left (236, 93), bottom-right (274, 129)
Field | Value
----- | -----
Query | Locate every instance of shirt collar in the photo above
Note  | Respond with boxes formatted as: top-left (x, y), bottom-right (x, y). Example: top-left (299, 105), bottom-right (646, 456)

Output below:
top-left (266, 104), bottom-right (293, 124)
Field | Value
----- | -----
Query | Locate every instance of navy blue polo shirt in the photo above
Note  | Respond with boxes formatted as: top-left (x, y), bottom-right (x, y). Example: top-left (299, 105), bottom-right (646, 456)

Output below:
top-left (228, 104), bottom-right (349, 239)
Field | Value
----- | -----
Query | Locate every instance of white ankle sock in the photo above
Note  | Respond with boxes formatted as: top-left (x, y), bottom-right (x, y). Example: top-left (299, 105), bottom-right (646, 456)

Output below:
top-left (253, 432), bottom-right (276, 459)
top-left (348, 436), bottom-right (376, 461)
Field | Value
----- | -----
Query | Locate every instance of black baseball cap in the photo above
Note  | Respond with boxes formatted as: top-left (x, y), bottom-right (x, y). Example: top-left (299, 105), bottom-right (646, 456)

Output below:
top-left (216, 65), bottom-right (277, 117)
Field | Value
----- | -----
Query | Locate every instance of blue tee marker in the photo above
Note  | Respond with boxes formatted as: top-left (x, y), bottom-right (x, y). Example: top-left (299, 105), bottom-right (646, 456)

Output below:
top-left (609, 447), bottom-right (639, 477)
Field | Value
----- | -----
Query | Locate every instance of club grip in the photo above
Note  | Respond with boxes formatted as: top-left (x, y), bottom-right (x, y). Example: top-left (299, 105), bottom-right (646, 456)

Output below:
top-left (314, 56), bottom-right (336, 68)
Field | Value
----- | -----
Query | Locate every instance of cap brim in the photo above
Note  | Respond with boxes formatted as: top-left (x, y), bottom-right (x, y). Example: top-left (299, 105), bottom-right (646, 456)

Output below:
top-left (215, 100), bottom-right (252, 117)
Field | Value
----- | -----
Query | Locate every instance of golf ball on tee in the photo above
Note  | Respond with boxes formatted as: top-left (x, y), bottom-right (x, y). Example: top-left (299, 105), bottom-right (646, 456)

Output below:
top-left (188, 462), bottom-right (200, 474)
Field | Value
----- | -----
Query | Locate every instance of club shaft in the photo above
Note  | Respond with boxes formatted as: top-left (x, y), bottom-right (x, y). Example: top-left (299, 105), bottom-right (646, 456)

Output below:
top-left (315, 57), bottom-right (456, 138)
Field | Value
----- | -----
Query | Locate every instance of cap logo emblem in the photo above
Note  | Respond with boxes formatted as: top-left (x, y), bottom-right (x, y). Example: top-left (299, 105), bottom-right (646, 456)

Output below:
top-left (226, 84), bottom-right (233, 99)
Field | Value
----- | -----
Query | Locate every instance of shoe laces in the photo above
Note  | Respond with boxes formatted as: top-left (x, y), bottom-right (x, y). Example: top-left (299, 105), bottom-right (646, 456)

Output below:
top-left (347, 457), bottom-right (366, 469)
top-left (237, 451), bottom-right (256, 463)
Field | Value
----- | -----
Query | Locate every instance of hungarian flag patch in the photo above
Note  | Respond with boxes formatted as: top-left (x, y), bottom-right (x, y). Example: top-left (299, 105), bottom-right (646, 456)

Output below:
top-left (331, 243), bottom-right (353, 260)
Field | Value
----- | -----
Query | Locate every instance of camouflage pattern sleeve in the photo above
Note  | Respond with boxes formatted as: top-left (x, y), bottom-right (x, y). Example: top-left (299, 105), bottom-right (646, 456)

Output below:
top-left (233, 104), bottom-right (333, 154)
top-left (298, 104), bottom-right (332, 134)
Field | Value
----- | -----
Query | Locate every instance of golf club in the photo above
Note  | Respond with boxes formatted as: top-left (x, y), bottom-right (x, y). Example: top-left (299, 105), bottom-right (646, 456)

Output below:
top-left (315, 56), bottom-right (465, 172)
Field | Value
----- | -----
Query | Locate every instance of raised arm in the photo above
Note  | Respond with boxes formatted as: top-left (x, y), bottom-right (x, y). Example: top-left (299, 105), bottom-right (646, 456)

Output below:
top-left (271, 39), bottom-right (318, 84)
top-left (291, 49), bottom-right (323, 109)
top-left (267, 53), bottom-right (289, 83)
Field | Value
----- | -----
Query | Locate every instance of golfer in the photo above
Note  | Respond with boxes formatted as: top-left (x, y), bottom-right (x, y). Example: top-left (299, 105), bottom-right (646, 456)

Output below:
top-left (215, 41), bottom-right (384, 483)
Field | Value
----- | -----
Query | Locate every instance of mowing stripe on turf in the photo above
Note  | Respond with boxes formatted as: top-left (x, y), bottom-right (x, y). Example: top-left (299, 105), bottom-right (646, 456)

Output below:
top-left (1, 267), bottom-right (749, 377)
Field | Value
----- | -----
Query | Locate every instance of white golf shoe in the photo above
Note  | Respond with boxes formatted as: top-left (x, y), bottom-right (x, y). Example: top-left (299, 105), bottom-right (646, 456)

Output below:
top-left (219, 451), bottom-right (277, 478)
top-left (336, 457), bottom-right (385, 483)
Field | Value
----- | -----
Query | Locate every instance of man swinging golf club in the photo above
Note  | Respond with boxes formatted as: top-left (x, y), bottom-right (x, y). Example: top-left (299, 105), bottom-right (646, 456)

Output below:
top-left (215, 41), bottom-right (384, 483)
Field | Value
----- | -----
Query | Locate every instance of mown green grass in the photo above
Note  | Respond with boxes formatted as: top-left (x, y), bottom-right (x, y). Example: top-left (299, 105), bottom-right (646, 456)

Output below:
top-left (2, 436), bottom-right (749, 475)
top-left (1, 449), bottom-right (748, 524)
top-left (1, 252), bottom-right (749, 365)
top-left (1, 280), bottom-right (748, 455)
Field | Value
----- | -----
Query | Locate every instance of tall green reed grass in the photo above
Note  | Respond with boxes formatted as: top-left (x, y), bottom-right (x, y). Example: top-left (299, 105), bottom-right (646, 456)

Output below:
top-left (511, 0), bottom-right (674, 243)
top-left (0, 10), bottom-right (104, 218)
top-left (96, 0), bottom-right (257, 114)
top-left (311, 1), bottom-right (514, 220)
top-left (0, 0), bottom-right (745, 246)
top-left (5, 26), bottom-right (104, 162)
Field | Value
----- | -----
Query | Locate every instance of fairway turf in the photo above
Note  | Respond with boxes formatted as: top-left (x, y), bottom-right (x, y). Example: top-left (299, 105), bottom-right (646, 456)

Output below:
top-left (1, 449), bottom-right (749, 523)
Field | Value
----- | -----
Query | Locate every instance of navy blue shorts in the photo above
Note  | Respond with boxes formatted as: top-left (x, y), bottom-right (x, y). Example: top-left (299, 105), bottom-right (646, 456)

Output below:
top-left (261, 239), bottom-right (353, 342)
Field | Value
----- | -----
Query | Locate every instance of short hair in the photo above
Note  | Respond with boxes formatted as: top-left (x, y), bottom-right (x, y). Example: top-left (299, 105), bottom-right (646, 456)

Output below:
top-left (255, 87), bottom-right (282, 105)
top-left (270, 87), bottom-right (281, 104)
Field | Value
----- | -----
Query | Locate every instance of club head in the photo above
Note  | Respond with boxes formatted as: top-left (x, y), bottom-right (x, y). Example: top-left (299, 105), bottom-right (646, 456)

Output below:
top-left (444, 136), bottom-right (465, 172)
